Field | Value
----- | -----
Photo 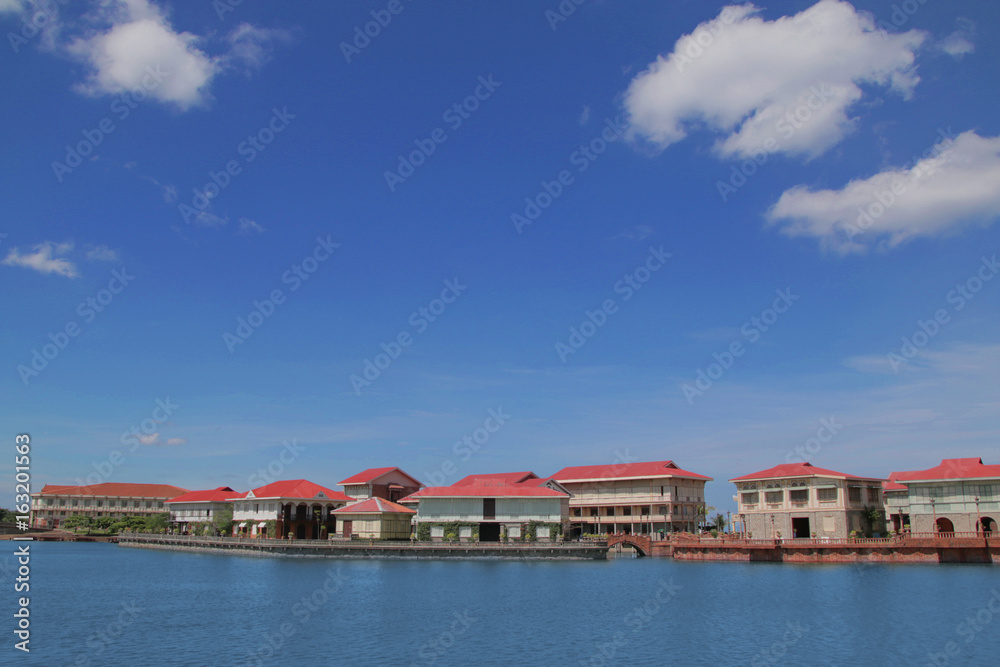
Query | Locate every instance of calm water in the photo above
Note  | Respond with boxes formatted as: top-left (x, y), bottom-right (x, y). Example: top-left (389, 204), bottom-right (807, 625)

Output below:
top-left (5, 541), bottom-right (1000, 666)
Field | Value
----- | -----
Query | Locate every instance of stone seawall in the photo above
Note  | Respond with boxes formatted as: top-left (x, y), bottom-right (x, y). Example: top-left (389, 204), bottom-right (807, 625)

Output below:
top-left (667, 539), bottom-right (998, 564)
top-left (118, 536), bottom-right (608, 560)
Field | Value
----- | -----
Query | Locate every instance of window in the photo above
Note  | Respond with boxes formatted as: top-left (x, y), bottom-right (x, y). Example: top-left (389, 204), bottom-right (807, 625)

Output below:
top-left (483, 498), bottom-right (496, 520)
top-left (867, 488), bottom-right (880, 503)
top-left (789, 489), bottom-right (808, 503)
top-left (72, 500), bottom-right (79, 507)
top-left (96, 500), bottom-right (103, 508)
top-left (848, 487), bottom-right (861, 503)
top-left (572, 508), bottom-right (582, 517)
top-left (589, 508), bottom-right (598, 517)
top-left (254, 504), bottom-right (260, 513)
top-left (621, 507), bottom-right (631, 516)
top-left (741, 492), bottom-right (759, 505)
top-left (818, 488), bottom-right (838, 502)
top-left (765, 491), bottom-right (783, 504)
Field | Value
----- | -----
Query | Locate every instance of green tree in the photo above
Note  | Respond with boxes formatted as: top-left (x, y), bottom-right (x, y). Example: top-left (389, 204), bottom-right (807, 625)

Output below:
top-left (0, 508), bottom-right (18, 523)
top-left (861, 506), bottom-right (885, 537)
top-left (710, 513), bottom-right (727, 533)
top-left (144, 512), bottom-right (169, 534)
top-left (92, 516), bottom-right (117, 531)
top-left (212, 506), bottom-right (233, 536)
top-left (696, 504), bottom-right (716, 531)
top-left (62, 514), bottom-right (92, 533)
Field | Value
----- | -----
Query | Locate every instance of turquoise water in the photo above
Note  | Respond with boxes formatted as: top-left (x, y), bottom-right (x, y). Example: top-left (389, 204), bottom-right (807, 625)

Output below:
top-left (6, 541), bottom-right (1000, 666)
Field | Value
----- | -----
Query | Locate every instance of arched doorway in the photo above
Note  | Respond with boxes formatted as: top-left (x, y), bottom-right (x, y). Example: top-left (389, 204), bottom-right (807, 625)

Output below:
top-left (978, 517), bottom-right (996, 534)
top-left (936, 517), bottom-right (954, 533)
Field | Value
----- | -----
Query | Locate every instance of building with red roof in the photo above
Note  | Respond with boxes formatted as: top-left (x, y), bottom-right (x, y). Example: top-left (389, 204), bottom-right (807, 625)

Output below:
top-left (331, 497), bottom-right (416, 540)
top-left (233, 480), bottom-right (354, 539)
top-left (551, 460), bottom-right (713, 536)
top-left (402, 478), bottom-right (570, 542)
top-left (882, 472), bottom-right (915, 533)
top-left (452, 471), bottom-right (539, 486)
top-left (337, 467), bottom-right (422, 503)
top-left (891, 458), bottom-right (1000, 534)
top-left (729, 463), bottom-right (885, 540)
top-left (165, 487), bottom-right (246, 535)
top-left (31, 482), bottom-right (189, 529)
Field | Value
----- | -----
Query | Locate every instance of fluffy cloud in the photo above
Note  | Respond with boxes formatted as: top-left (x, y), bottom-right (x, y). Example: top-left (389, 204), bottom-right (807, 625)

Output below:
top-left (766, 131), bottom-right (1000, 252)
top-left (85, 244), bottom-right (119, 262)
top-left (0, 0), bottom-right (25, 13)
top-left (238, 217), bottom-right (264, 234)
top-left (2, 241), bottom-right (79, 278)
top-left (65, 1), bottom-right (287, 110)
top-left (165, 437), bottom-right (187, 446)
top-left (623, 0), bottom-right (925, 159)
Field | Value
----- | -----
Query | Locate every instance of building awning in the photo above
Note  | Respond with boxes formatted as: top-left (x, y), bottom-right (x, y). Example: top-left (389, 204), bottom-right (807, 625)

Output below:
top-left (238, 522), bottom-right (247, 527)
top-left (258, 522), bottom-right (266, 528)
top-left (813, 484), bottom-right (838, 489)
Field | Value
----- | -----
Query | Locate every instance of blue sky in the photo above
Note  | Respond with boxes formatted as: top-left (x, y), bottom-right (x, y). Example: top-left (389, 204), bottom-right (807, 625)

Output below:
top-left (2, 0), bottom-right (999, 515)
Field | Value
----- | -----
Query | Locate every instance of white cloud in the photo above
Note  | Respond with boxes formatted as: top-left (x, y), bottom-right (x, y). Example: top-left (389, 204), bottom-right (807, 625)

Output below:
top-left (611, 224), bottom-right (654, 241)
top-left (767, 131), bottom-right (1000, 253)
top-left (165, 437), bottom-right (187, 446)
top-left (940, 30), bottom-right (974, 58)
top-left (2, 241), bottom-right (79, 278)
top-left (578, 105), bottom-right (591, 126)
top-left (0, 0), bottom-right (25, 13)
top-left (623, 0), bottom-right (925, 159)
top-left (85, 245), bottom-right (118, 262)
top-left (238, 217), bottom-right (265, 234)
top-left (64, 1), bottom-right (286, 111)
top-left (137, 433), bottom-right (160, 445)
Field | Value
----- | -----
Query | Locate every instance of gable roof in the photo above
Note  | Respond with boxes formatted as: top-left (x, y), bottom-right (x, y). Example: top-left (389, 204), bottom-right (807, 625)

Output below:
top-left (332, 497), bottom-right (416, 515)
top-left (166, 487), bottom-right (246, 503)
top-left (883, 472), bottom-right (912, 492)
top-left (893, 458), bottom-right (1000, 484)
top-left (338, 467), bottom-right (422, 487)
top-left (247, 479), bottom-right (353, 502)
top-left (404, 481), bottom-right (568, 499)
top-left (553, 460), bottom-right (712, 483)
top-left (452, 472), bottom-right (538, 486)
top-left (36, 482), bottom-right (189, 498)
top-left (729, 462), bottom-right (882, 483)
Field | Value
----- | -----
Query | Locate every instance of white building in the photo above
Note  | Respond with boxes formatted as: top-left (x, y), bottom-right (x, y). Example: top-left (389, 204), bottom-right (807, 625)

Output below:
top-left (232, 479), bottom-right (353, 539)
top-left (165, 486), bottom-right (245, 534)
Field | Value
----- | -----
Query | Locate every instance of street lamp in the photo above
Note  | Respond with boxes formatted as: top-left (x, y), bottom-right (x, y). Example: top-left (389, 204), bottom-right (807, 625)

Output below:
top-left (930, 497), bottom-right (937, 534)
top-left (975, 496), bottom-right (981, 535)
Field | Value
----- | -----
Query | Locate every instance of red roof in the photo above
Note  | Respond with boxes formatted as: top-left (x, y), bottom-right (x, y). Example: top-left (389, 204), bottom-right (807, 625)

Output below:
top-left (405, 481), bottom-right (568, 499)
top-left (883, 472), bottom-right (911, 492)
top-left (165, 487), bottom-right (246, 503)
top-left (730, 462), bottom-right (882, 483)
top-left (36, 482), bottom-right (189, 498)
top-left (248, 479), bottom-right (353, 502)
top-left (452, 472), bottom-right (538, 486)
top-left (893, 458), bottom-right (1000, 483)
top-left (332, 498), bottom-right (416, 514)
top-left (553, 460), bottom-right (712, 482)
top-left (337, 467), bottom-right (422, 487)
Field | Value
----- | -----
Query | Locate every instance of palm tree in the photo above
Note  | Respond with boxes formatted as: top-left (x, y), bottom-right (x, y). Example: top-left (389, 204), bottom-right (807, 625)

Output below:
top-left (696, 504), bottom-right (716, 531)
top-left (711, 513), bottom-right (727, 533)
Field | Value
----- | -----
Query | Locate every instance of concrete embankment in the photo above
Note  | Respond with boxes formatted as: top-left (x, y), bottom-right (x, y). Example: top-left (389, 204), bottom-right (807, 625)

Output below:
top-left (118, 534), bottom-right (608, 560)
top-left (665, 537), bottom-right (999, 564)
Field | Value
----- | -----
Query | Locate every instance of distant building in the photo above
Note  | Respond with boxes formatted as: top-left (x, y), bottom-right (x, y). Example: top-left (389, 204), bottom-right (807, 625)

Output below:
top-left (403, 477), bottom-right (570, 542)
top-left (331, 497), bottom-right (416, 539)
top-left (337, 467), bottom-right (422, 503)
top-left (30, 482), bottom-right (188, 529)
top-left (882, 473), bottom-right (912, 533)
top-left (893, 458), bottom-right (1000, 534)
top-left (165, 486), bottom-right (245, 534)
top-left (730, 463), bottom-right (885, 539)
top-left (232, 480), bottom-right (354, 539)
top-left (551, 460), bottom-right (712, 536)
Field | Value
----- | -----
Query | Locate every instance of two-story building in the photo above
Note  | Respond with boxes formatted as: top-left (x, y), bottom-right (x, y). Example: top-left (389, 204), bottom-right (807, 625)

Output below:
top-left (232, 480), bottom-right (353, 539)
top-left (892, 458), bottom-right (1000, 534)
top-left (551, 460), bottom-right (712, 536)
top-left (730, 463), bottom-right (885, 539)
top-left (165, 486), bottom-right (245, 534)
top-left (30, 482), bottom-right (188, 528)
top-left (338, 467), bottom-right (422, 503)
top-left (883, 472), bottom-right (912, 533)
top-left (403, 478), bottom-right (570, 542)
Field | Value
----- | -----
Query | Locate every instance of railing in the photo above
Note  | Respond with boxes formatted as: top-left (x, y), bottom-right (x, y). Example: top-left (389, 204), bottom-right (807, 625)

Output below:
top-left (119, 533), bottom-right (597, 550)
